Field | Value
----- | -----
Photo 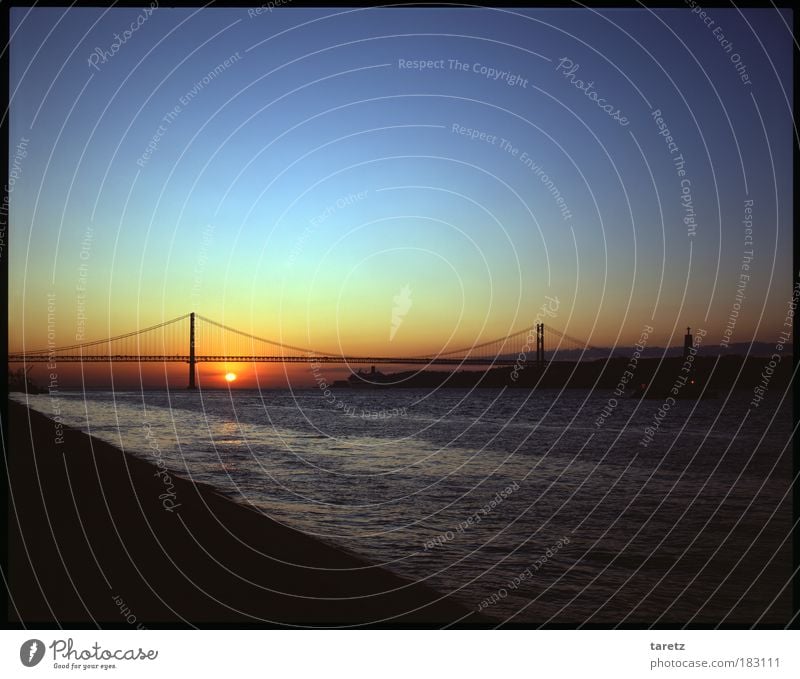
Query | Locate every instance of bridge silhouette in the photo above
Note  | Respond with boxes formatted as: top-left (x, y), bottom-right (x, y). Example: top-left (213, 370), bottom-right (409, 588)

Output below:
top-left (8, 312), bottom-right (595, 388)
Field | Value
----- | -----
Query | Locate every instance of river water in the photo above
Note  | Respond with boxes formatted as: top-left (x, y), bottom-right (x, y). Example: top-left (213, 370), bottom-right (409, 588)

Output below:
top-left (12, 386), bottom-right (793, 625)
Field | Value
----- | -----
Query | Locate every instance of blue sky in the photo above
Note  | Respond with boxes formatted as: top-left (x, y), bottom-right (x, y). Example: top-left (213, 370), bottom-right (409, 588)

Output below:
top-left (9, 7), bottom-right (793, 363)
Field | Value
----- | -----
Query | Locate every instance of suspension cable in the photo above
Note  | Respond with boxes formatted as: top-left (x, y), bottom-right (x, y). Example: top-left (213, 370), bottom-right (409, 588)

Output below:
top-left (544, 325), bottom-right (599, 351)
top-left (194, 314), bottom-right (319, 355)
top-left (19, 314), bottom-right (191, 355)
top-left (413, 324), bottom-right (536, 358)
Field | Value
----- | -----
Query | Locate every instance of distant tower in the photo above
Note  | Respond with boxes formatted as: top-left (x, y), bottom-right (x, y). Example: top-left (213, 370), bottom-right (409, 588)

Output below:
top-left (683, 326), bottom-right (693, 361)
top-left (188, 312), bottom-right (196, 389)
top-left (536, 323), bottom-right (545, 368)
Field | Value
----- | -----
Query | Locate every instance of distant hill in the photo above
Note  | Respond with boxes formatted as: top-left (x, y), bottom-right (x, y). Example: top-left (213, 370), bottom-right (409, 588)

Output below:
top-left (530, 342), bottom-right (790, 362)
top-left (335, 353), bottom-right (792, 391)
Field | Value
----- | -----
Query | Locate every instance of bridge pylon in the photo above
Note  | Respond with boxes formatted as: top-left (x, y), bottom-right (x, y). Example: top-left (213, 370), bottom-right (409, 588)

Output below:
top-left (188, 312), bottom-right (196, 389)
top-left (536, 323), bottom-right (544, 368)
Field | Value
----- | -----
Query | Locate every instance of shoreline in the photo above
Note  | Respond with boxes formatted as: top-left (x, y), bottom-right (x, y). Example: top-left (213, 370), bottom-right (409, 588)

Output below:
top-left (7, 400), bottom-right (483, 627)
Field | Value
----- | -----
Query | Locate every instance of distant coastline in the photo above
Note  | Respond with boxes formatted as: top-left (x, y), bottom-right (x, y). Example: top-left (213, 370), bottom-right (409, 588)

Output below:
top-left (327, 354), bottom-right (792, 392)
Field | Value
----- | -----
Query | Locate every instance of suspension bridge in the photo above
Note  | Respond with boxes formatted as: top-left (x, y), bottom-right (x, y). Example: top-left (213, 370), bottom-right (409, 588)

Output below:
top-left (8, 313), bottom-right (596, 388)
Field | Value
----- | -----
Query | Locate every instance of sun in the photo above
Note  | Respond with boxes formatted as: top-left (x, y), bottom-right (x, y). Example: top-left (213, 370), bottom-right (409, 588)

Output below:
top-left (224, 372), bottom-right (237, 383)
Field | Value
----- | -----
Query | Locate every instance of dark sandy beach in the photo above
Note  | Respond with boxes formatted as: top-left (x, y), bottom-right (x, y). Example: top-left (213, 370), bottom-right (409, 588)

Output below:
top-left (7, 400), bottom-right (482, 627)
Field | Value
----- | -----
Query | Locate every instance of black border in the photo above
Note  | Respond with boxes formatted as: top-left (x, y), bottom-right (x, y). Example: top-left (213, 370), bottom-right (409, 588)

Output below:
top-left (1, 0), bottom-right (797, 631)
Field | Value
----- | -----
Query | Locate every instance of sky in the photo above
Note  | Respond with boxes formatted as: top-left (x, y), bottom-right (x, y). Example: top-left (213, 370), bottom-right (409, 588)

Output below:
top-left (8, 7), bottom-right (794, 387)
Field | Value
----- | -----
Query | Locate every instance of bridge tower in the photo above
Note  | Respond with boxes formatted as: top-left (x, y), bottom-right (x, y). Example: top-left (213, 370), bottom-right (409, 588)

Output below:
top-left (188, 312), bottom-right (196, 389)
top-left (683, 326), bottom-right (693, 361)
top-left (536, 323), bottom-right (544, 368)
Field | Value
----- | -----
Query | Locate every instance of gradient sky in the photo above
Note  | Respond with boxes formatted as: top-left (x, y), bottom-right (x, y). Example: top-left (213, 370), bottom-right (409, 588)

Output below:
top-left (8, 7), bottom-right (793, 386)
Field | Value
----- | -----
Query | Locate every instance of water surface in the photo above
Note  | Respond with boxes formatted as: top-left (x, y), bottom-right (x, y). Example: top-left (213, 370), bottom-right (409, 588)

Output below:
top-left (13, 386), bottom-right (792, 625)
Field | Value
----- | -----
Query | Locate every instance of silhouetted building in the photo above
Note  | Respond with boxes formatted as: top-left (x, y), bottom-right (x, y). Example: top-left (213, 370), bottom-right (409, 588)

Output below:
top-left (683, 327), bottom-right (693, 362)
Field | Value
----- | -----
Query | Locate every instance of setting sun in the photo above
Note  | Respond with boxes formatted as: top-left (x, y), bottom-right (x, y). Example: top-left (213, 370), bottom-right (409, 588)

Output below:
top-left (224, 372), bottom-right (237, 383)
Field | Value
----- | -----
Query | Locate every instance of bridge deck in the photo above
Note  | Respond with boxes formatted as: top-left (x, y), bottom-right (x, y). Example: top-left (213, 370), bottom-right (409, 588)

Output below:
top-left (9, 355), bottom-right (520, 366)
